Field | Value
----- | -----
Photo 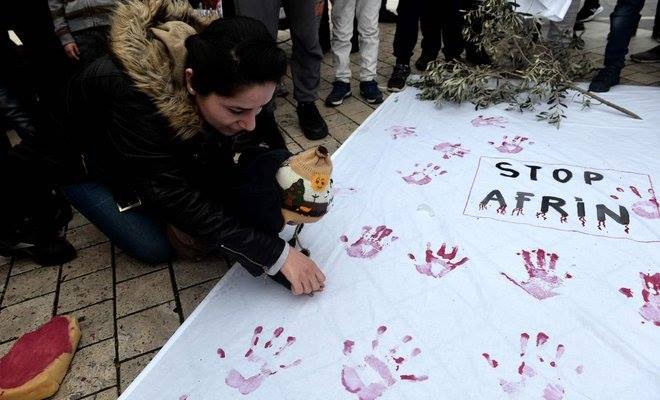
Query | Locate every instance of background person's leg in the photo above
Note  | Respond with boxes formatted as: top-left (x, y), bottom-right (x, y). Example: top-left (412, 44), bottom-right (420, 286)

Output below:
top-left (233, 0), bottom-right (281, 38)
top-left (392, 0), bottom-right (421, 65)
top-left (547, 0), bottom-right (582, 50)
top-left (437, 0), bottom-right (463, 60)
top-left (332, 0), bottom-right (358, 83)
top-left (604, 0), bottom-right (647, 71)
top-left (63, 181), bottom-right (174, 264)
top-left (356, 0), bottom-right (381, 83)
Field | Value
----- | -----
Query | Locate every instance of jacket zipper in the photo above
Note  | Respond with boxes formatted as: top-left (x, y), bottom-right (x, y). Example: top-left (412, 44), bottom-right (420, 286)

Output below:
top-left (219, 244), bottom-right (269, 274)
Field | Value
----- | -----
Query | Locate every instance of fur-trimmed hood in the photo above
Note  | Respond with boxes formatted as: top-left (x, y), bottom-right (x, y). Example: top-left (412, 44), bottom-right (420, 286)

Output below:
top-left (109, 0), bottom-right (213, 140)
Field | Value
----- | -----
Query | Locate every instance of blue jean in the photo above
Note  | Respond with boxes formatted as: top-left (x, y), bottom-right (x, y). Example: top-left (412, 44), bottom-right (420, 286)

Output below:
top-left (604, 0), bottom-right (646, 70)
top-left (63, 182), bottom-right (174, 263)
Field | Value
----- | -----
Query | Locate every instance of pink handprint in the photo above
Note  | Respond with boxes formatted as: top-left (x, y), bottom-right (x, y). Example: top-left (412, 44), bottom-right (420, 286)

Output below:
top-left (483, 332), bottom-right (582, 399)
top-left (218, 326), bottom-right (301, 395)
top-left (433, 142), bottom-right (470, 159)
top-left (396, 163), bottom-right (447, 185)
top-left (408, 242), bottom-right (469, 279)
top-left (340, 226), bottom-right (398, 259)
top-left (471, 115), bottom-right (507, 128)
top-left (619, 272), bottom-right (660, 326)
top-left (610, 186), bottom-right (660, 220)
top-left (341, 326), bottom-right (428, 400)
top-left (387, 125), bottom-right (417, 140)
top-left (501, 249), bottom-right (570, 300)
top-left (488, 136), bottom-right (531, 154)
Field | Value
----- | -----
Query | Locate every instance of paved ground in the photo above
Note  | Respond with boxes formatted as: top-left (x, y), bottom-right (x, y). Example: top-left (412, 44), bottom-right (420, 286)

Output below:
top-left (0, 19), bottom-right (659, 400)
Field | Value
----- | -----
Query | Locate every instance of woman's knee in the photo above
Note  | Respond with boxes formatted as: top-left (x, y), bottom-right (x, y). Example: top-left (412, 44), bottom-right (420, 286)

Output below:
top-left (118, 237), bottom-right (174, 264)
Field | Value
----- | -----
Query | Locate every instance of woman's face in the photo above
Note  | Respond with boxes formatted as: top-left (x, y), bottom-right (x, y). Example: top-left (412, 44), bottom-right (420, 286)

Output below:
top-left (186, 69), bottom-right (276, 136)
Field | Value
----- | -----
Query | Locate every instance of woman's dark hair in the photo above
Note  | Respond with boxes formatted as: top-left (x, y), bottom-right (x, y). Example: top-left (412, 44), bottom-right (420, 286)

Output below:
top-left (184, 17), bottom-right (287, 96)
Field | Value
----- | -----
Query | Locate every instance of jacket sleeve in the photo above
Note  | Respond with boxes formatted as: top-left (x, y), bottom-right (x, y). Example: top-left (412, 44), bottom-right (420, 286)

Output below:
top-left (48, 0), bottom-right (75, 46)
top-left (82, 71), bottom-right (286, 276)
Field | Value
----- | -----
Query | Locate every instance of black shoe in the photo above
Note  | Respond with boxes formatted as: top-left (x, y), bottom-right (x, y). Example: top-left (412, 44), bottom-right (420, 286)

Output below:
top-left (589, 66), bottom-right (621, 93)
top-left (0, 237), bottom-right (77, 266)
top-left (414, 53), bottom-right (437, 72)
top-left (574, 21), bottom-right (585, 31)
top-left (630, 45), bottom-right (660, 63)
top-left (465, 49), bottom-right (490, 65)
top-left (325, 81), bottom-right (352, 107)
top-left (359, 80), bottom-right (384, 104)
top-left (576, 5), bottom-right (604, 22)
top-left (379, 9), bottom-right (397, 23)
top-left (297, 102), bottom-right (329, 140)
top-left (387, 64), bottom-right (411, 92)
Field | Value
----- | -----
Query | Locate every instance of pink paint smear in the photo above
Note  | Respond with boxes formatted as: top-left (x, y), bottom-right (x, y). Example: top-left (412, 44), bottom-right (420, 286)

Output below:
top-left (397, 163), bottom-right (447, 185)
top-left (433, 142), bottom-right (470, 159)
top-left (488, 135), bottom-right (531, 154)
top-left (471, 115), bottom-right (507, 128)
top-left (387, 125), bottom-right (417, 140)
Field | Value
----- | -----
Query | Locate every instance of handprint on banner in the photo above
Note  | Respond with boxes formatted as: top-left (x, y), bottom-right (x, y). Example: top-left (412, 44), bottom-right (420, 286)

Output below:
top-left (471, 115), bottom-right (507, 128)
top-left (500, 249), bottom-right (571, 300)
top-left (341, 326), bottom-right (428, 400)
top-left (408, 242), bottom-right (469, 279)
top-left (217, 326), bottom-right (301, 395)
top-left (488, 136), bottom-right (533, 154)
top-left (609, 186), bottom-right (660, 220)
top-left (386, 125), bottom-right (417, 140)
top-left (396, 163), bottom-right (447, 185)
top-left (619, 272), bottom-right (660, 326)
top-left (340, 226), bottom-right (399, 259)
top-left (433, 142), bottom-right (470, 159)
top-left (483, 332), bottom-right (583, 399)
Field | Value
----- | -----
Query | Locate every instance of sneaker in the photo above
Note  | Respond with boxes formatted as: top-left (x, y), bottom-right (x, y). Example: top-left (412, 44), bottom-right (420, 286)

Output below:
top-left (588, 66), bottom-right (621, 93)
top-left (387, 64), bottom-right (411, 92)
top-left (297, 102), bottom-right (329, 140)
top-left (414, 53), bottom-right (437, 72)
top-left (359, 80), bottom-right (384, 104)
top-left (325, 81), bottom-right (352, 107)
top-left (576, 5), bottom-right (604, 22)
top-left (630, 45), bottom-right (660, 63)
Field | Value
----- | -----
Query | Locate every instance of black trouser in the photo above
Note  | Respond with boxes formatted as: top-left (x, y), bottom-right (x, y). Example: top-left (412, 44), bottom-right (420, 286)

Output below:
top-left (392, 0), bottom-right (463, 65)
top-left (72, 26), bottom-right (111, 67)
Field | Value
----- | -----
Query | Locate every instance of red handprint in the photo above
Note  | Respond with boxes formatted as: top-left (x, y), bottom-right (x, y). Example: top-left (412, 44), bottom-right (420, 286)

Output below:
top-left (483, 332), bottom-right (582, 399)
top-left (488, 135), bottom-right (531, 154)
top-left (218, 326), bottom-right (301, 395)
top-left (610, 186), bottom-right (660, 220)
top-left (501, 249), bottom-right (569, 300)
top-left (433, 142), bottom-right (470, 159)
top-left (396, 163), bottom-right (447, 185)
top-left (619, 272), bottom-right (660, 326)
top-left (340, 226), bottom-right (399, 259)
top-left (341, 326), bottom-right (428, 400)
top-left (471, 115), bottom-right (507, 128)
top-left (386, 126), bottom-right (417, 140)
top-left (408, 242), bottom-right (469, 279)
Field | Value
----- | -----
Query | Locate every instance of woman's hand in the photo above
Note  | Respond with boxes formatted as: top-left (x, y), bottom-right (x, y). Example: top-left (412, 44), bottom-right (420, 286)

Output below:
top-left (64, 42), bottom-right (80, 61)
top-left (281, 247), bottom-right (326, 295)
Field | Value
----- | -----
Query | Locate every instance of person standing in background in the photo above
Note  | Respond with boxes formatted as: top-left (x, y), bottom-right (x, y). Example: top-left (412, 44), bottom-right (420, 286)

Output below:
top-left (325, 0), bottom-right (384, 106)
top-left (49, 0), bottom-right (116, 65)
top-left (233, 0), bottom-right (329, 141)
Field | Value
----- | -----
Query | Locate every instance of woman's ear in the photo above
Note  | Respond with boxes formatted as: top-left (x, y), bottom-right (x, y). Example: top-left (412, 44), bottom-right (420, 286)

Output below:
top-left (185, 68), bottom-right (196, 95)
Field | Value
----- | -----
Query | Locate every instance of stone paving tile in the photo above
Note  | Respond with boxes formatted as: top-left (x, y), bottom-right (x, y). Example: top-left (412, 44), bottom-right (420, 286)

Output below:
top-left (115, 251), bottom-right (168, 283)
top-left (81, 387), bottom-right (118, 399)
top-left (119, 350), bottom-right (157, 392)
top-left (117, 301), bottom-right (180, 361)
top-left (116, 269), bottom-right (174, 317)
top-left (57, 268), bottom-right (113, 314)
top-left (0, 292), bottom-right (55, 342)
top-left (70, 211), bottom-right (91, 229)
top-left (0, 263), bottom-right (9, 297)
top-left (2, 265), bottom-right (59, 306)
top-left (10, 257), bottom-right (41, 276)
top-left (172, 256), bottom-right (228, 290)
top-left (67, 223), bottom-right (109, 250)
top-left (68, 299), bottom-right (114, 348)
top-left (61, 243), bottom-right (112, 282)
top-left (179, 279), bottom-right (219, 319)
top-left (626, 72), bottom-right (660, 85)
top-left (52, 338), bottom-right (117, 400)
top-left (0, 256), bottom-right (9, 267)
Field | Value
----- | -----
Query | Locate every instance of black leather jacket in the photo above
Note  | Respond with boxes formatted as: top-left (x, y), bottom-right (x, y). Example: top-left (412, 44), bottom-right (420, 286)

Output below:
top-left (57, 55), bottom-right (285, 276)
